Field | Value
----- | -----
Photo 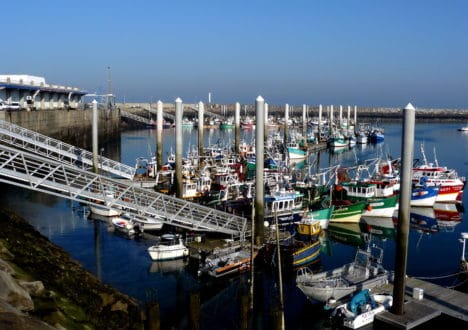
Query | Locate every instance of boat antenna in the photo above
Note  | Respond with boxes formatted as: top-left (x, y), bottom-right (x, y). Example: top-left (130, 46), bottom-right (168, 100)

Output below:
top-left (433, 147), bottom-right (439, 167)
top-left (420, 143), bottom-right (428, 165)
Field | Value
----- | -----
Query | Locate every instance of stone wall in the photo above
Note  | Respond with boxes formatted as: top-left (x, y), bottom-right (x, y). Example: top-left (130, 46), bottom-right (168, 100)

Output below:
top-left (0, 108), bottom-right (121, 148)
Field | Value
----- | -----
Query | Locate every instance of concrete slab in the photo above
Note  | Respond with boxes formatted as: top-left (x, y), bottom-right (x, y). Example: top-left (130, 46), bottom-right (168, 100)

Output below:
top-left (375, 301), bottom-right (441, 329)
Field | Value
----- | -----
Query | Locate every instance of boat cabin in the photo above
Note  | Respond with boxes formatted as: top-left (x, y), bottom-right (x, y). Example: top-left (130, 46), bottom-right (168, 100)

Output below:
top-left (265, 190), bottom-right (304, 214)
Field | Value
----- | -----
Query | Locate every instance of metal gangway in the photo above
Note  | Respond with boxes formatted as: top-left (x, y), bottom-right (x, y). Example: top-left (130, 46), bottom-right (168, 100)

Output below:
top-left (186, 104), bottom-right (225, 121)
top-left (0, 143), bottom-right (249, 238)
top-left (120, 110), bottom-right (153, 125)
top-left (141, 107), bottom-right (176, 121)
top-left (0, 120), bottom-right (135, 180)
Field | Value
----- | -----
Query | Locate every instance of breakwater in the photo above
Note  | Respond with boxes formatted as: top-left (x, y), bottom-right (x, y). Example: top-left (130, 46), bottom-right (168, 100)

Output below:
top-left (119, 103), bottom-right (468, 122)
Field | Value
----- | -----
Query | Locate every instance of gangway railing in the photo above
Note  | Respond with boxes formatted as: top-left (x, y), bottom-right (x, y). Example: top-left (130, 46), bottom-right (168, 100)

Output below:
top-left (0, 144), bottom-right (249, 238)
top-left (0, 120), bottom-right (135, 180)
top-left (121, 111), bottom-right (153, 125)
top-left (186, 105), bottom-right (225, 120)
top-left (140, 107), bottom-right (175, 121)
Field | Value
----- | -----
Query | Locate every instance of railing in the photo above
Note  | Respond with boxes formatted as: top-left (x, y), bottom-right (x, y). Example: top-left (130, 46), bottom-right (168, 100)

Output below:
top-left (0, 144), bottom-right (249, 238)
top-left (0, 120), bottom-right (135, 179)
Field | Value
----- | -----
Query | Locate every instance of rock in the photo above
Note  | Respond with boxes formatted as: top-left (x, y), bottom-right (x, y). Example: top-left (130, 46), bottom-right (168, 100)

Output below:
top-left (19, 280), bottom-right (45, 296)
top-left (0, 241), bottom-right (14, 260)
top-left (0, 258), bottom-right (15, 274)
top-left (0, 300), bottom-right (55, 329)
top-left (0, 270), bottom-right (34, 312)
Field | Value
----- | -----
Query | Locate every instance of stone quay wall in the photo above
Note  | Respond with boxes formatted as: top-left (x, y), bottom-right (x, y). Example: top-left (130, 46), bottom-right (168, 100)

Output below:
top-left (0, 108), bottom-right (121, 148)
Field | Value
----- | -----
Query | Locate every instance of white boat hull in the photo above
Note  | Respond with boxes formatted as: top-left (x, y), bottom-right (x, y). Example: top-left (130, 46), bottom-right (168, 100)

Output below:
top-left (90, 205), bottom-right (121, 217)
top-left (148, 245), bottom-right (189, 261)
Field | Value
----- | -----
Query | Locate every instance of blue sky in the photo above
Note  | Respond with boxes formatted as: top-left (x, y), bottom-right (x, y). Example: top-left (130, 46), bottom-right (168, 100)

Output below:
top-left (3, 1), bottom-right (467, 108)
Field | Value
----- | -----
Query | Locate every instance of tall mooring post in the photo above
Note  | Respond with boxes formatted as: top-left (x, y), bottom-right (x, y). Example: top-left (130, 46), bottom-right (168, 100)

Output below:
top-left (175, 98), bottom-right (183, 198)
top-left (302, 104), bottom-right (307, 138)
top-left (92, 99), bottom-right (99, 174)
top-left (255, 96), bottom-right (265, 246)
top-left (318, 104), bottom-right (323, 142)
top-left (347, 105), bottom-right (351, 132)
top-left (156, 100), bottom-right (164, 170)
top-left (198, 101), bottom-right (204, 159)
top-left (284, 103), bottom-right (289, 146)
top-left (391, 103), bottom-right (416, 315)
top-left (264, 102), bottom-right (269, 143)
top-left (339, 105), bottom-right (343, 128)
top-left (354, 105), bottom-right (357, 128)
top-left (235, 102), bottom-right (241, 154)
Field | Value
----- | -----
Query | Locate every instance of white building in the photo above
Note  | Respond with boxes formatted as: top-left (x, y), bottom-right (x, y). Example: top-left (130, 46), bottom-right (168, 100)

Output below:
top-left (0, 74), bottom-right (87, 110)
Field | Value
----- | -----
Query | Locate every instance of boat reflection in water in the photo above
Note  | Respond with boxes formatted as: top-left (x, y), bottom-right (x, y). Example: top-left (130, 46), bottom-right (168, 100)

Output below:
top-left (408, 207), bottom-right (439, 234)
top-left (360, 216), bottom-right (396, 241)
top-left (327, 222), bottom-right (365, 247)
top-left (149, 258), bottom-right (188, 274)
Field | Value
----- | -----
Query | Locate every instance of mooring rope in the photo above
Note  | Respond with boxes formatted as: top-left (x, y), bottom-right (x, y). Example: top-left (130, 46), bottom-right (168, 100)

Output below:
top-left (411, 272), bottom-right (461, 280)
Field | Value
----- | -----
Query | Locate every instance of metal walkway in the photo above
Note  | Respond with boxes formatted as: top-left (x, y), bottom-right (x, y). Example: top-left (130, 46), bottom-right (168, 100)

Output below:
top-left (121, 110), bottom-right (155, 125)
top-left (185, 105), bottom-right (225, 120)
top-left (0, 144), bottom-right (249, 238)
top-left (141, 107), bottom-right (175, 121)
top-left (0, 120), bottom-right (135, 180)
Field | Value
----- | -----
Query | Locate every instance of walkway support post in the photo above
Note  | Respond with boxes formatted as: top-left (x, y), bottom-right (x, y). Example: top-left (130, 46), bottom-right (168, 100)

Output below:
top-left (175, 98), bottom-right (183, 198)
top-left (92, 99), bottom-right (99, 174)
top-left (156, 100), bottom-right (163, 170)
top-left (198, 101), bottom-right (204, 159)
top-left (255, 96), bottom-right (265, 246)
top-left (392, 102), bottom-right (416, 315)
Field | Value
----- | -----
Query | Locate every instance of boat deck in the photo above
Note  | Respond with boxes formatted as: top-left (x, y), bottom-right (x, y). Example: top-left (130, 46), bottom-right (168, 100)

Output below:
top-left (373, 277), bottom-right (468, 328)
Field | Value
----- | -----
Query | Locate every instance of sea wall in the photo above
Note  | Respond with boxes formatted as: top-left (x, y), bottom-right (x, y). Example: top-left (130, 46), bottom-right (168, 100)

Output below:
top-left (0, 108), bottom-right (121, 148)
top-left (119, 103), bottom-right (468, 122)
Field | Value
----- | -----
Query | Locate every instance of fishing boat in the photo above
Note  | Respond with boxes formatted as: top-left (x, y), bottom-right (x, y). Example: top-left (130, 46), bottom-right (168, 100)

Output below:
top-left (356, 131), bottom-right (368, 144)
top-left (287, 141), bottom-right (307, 161)
top-left (369, 128), bottom-right (384, 143)
top-left (458, 122), bottom-right (468, 131)
top-left (328, 132), bottom-right (348, 148)
top-left (240, 116), bottom-right (256, 129)
top-left (412, 144), bottom-right (465, 202)
top-left (219, 117), bottom-right (235, 129)
top-left (410, 181), bottom-right (440, 207)
top-left (329, 199), bottom-right (367, 223)
top-left (330, 289), bottom-right (393, 329)
top-left (296, 243), bottom-right (393, 303)
top-left (89, 190), bottom-right (123, 217)
top-left (264, 188), bottom-right (305, 225)
top-left (198, 244), bottom-right (258, 278)
top-left (147, 234), bottom-right (189, 261)
top-left (291, 240), bottom-right (321, 268)
top-left (264, 229), bottom-right (322, 269)
top-left (111, 213), bottom-right (143, 237)
top-left (298, 205), bottom-right (334, 234)
top-left (338, 181), bottom-right (399, 218)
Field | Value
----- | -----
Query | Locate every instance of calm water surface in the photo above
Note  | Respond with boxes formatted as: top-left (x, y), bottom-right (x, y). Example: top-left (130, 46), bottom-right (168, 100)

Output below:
top-left (1, 122), bottom-right (467, 329)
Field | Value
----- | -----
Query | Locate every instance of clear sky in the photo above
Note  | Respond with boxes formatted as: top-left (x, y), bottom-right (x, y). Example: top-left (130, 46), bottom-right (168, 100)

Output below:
top-left (3, 0), bottom-right (467, 108)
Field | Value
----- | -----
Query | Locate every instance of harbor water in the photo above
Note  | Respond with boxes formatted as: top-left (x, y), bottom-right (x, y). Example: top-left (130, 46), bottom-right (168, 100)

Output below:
top-left (1, 122), bottom-right (467, 329)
